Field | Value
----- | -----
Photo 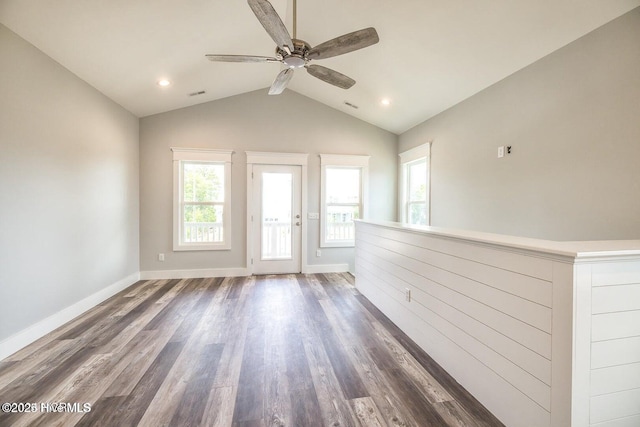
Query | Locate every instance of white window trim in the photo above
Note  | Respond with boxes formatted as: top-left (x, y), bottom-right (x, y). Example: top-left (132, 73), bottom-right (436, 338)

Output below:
top-left (320, 154), bottom-right (370, 248)
top-left (172, 147), bottom-right (233, 251)
top-left (399, 142), bottom-right (431, 226)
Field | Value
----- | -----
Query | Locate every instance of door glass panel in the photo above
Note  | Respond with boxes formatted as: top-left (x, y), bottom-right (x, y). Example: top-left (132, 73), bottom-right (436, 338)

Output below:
top-left (261, 172), bottom-right (293, 260)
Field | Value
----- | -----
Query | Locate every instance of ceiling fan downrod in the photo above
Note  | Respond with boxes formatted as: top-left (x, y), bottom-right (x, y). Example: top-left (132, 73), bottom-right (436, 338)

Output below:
top-left (205, 0), bottom-right (379, 94)
top-left (292, 0), bottom-right (297, 39)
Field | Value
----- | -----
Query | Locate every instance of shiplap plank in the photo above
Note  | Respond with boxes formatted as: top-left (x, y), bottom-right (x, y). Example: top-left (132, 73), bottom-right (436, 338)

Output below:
top-left (590, 388), bottom-right (640, 424)
top-left (356, 249), bottom-right (552, 359)
top-left (592, 261), bottom-right (640, 287)
top-left (592, 311), bottom-right (640, 342)
top-left (412, 282), bottom-right (552, 385)
top-left (357, 238), bottom-right (552, 333)
top-left (592, 284), bottom-right (640, 314)
top-left (356, 266), bottom-right (551, 427)
top-left (591, 336), bottom-right (640, 369)
top-left (357, 266), bottom-right (551, 411)
top-left (357, 222), bottom-right (554, 280)
top-left (591, 414), bottom-right (640, 427)
top-left (358, 253), bottom-right (552, 384)
top-left (358, 229), bottom-right (553, 306)
top-left (591, 363), bottom-right (640, 396)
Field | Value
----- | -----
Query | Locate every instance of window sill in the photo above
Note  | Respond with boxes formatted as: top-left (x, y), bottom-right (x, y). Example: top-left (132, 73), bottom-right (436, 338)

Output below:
top-left (320, 241), bottom-right (355, 248)
top-left (173, 243), bottom-right (231, 251)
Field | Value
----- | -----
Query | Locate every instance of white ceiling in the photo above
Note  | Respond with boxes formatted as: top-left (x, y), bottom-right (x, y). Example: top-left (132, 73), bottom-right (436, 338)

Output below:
top-left (1, 0), bottom-right (639, 134)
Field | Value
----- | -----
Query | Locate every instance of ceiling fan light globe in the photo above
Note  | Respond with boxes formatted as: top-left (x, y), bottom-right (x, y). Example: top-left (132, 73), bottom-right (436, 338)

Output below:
top-left (283, 55), bottom-right (306, 68)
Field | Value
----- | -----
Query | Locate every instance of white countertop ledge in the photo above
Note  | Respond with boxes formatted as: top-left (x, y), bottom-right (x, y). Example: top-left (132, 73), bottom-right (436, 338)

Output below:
top-left (356, 219), bottom-right (640, 260)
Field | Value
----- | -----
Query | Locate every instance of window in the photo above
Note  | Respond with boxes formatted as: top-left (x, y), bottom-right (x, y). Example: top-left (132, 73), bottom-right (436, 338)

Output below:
top-left (320, 154), bottom-right (369, 247)
top-left (399, 143), bottom-right (430, 226)
top-left (172, 148), bottom-right (233, 250)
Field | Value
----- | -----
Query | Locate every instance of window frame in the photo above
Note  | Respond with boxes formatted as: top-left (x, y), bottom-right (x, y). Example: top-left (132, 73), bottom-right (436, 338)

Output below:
top-left (320, 154), bottom-right (370, 248)
top-left (399, 143), bottom-right (431, 226)
top-left (172, 147), bottom-right (233, 251)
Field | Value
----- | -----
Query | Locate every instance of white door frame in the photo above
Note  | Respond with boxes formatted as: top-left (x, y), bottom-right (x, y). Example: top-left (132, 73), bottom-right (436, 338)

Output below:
top-left (246, 151), bottom-right (308, 275)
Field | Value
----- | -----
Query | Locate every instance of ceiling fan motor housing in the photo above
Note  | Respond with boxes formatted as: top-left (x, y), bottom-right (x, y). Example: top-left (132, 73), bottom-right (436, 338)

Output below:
top-left (206, 0), bottom-right (379, 94)
top-left (278, 39), bottom-right (311, 68)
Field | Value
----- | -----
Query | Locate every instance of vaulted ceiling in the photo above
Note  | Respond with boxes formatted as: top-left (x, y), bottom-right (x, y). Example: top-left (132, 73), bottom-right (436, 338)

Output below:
top-left (1, 0), bottom-right (639, 134)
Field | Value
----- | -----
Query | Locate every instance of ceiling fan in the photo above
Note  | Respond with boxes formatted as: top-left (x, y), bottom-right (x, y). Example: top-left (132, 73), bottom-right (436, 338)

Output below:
top-left (205, 0), bottom-right (379, 95)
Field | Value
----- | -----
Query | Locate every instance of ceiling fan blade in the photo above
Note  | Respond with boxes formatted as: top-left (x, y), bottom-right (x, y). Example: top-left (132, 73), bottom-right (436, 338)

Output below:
top-left (248, 0), bottom-right (293, 51)
top-left (306, 65), bottom-right (355, 89)
top-left (206, 54), bottom-right (280, 63)
top-left (268, 68), bottom-right (294, 95)
top-left (307, 27), bottom-right (379, 60)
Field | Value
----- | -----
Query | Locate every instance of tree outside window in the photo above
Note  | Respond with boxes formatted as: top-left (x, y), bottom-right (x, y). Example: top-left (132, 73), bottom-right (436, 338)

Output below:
top-left (182, 162), bottom-right (225, 243)
top-left (320, 154), bottom-right (369, 248)
top-left (399, 143), bottom-right (430, 226)
top-left (172, 148), bottom-right (232, 251)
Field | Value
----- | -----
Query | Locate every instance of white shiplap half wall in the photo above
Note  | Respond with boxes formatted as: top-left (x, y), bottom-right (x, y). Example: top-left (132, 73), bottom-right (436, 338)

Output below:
top-left (588, 260), bottom-right (640, 427)
top-left (354, 221), bottom-right (558, 427)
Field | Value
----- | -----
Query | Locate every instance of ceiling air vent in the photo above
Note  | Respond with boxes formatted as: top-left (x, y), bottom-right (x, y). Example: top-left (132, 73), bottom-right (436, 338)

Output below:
top-left (188, 90), bottom-right (206, 97)
top-left (344, 101), bottom-right (359, 109)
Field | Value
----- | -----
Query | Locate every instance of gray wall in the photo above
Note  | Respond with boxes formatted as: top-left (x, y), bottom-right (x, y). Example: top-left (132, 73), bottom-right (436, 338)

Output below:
top-left (0, 24), bottom-right (140, 342)
top-left (400, 8), bottom-right (640, 240)
top-left (139, 90), bottom-right (397, 273)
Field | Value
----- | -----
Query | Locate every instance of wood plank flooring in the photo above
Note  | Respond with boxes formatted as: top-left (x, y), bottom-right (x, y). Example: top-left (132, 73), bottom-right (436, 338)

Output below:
top-left (0, 273), bottom-right (504, 427)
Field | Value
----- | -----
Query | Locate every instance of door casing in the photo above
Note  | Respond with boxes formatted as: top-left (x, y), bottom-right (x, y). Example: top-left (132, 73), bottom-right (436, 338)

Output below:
top-left (246, 151), bottom-right (308, 275)
top-left (251, 164), bottom-right (301, 274)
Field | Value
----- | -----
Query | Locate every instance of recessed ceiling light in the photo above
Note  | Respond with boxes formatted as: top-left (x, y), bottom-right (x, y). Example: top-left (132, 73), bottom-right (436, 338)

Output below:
top-left (157, 79), bottom-right (171, 87)
top-left (381, 98), bottom-right (391, 106)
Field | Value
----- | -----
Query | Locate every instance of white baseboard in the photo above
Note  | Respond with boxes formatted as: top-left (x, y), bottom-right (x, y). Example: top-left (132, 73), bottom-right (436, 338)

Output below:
top-left (0, 272), bottom-right (140, 361)
top-left (0, 265), bottom-right (354, 361)
top-left (142, 265), bottom-right (349, 279)
top-left (304, 263), bottom-right (350, 274)
top-left (140, 267), bottom-right (250, 280)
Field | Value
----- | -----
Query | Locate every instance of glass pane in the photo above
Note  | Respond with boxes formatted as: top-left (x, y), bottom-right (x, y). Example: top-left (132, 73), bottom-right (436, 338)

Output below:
top-left (326, 205), bottom-right (359, 241)
top-left (408, 161), bottom-right (427, 202)
top-left (408, 202), bottom-right (427, 226)
top-left (326, 168), bottom-right (360, 204)
top-left (183, 204), bottom-right (224, 242)
top-left (183, 162), bottom-right (224, 202)
top-left (261, 172), bottom-right (292, 260)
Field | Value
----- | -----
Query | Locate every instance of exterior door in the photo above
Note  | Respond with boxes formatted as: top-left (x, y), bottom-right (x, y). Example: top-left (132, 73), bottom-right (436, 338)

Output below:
top-left (251, 164), bottom-right (302, 274)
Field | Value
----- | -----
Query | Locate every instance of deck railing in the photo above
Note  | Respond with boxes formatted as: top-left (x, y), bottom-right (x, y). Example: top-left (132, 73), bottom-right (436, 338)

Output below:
top-left (184, 221), bottom-right (355, 250)
top-left (326, 222), bottom-right (354, 241)
top-left (184, 222), bottom-right (223, 243)
top-left (262, 221), bottom-right (292, 259)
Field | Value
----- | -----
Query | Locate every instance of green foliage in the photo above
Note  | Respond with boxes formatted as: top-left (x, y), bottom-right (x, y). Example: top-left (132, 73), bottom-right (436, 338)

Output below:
top-left (409, 202), bottom-right (427, 225)
top-left (184, 205), bottom-right (221, 223)
top-left (183, 163), bottom-right (224, 223)
top-left (411, 183), bottom-right (426, 202)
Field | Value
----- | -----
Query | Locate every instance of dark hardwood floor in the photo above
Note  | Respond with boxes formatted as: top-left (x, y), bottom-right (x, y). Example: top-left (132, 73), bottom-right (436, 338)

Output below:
top-left (0, 273), bottom-right (504, 427)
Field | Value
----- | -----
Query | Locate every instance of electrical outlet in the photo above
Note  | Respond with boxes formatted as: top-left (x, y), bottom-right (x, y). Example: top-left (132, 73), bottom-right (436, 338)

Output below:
top-left (498, 146), bottom-right (505, 158)
top-left (158, 253), bottom-right (165, 262)
top-left (316, 249), bottom-right (322, 257)
top-left (405, 288), bottom-right (411, 302)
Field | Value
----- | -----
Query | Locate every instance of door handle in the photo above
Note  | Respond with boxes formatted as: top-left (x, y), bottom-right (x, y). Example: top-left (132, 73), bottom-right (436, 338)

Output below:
top-left (295, 222), bottom-right (301, 226)
top-left (295, 214), bottom-right (300, 219)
